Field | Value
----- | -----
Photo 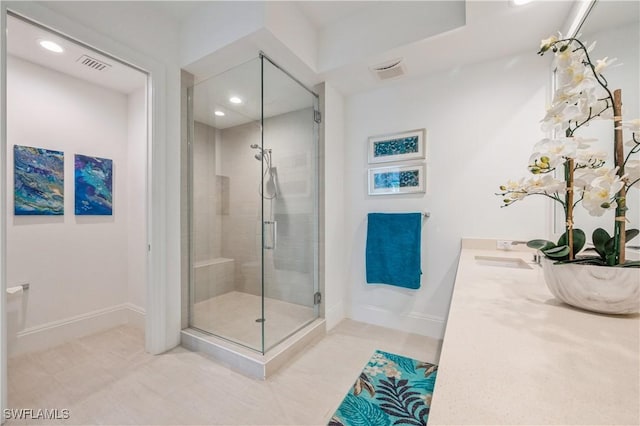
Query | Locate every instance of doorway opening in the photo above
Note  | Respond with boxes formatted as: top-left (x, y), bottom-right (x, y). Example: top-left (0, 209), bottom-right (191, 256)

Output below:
top-left (4, 11), bottom-right (149, 411)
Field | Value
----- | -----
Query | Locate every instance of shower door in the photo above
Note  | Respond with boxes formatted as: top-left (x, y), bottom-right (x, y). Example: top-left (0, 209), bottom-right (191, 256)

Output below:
top-left (187, 55), bottom-right (319, 354)
top-left (260, 55), bottom-right (319, 352)
top-left (188, 58), bottom-right (265, 352)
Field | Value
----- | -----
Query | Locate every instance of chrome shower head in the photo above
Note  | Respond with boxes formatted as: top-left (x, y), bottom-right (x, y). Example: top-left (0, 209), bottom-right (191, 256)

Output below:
top-left (250, 143), bottom-right (259, 149)
top-left (254, 153), bottom-right (263, 161)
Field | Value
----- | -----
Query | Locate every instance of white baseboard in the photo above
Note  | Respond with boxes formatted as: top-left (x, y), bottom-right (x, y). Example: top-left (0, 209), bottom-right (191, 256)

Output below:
top-left (124, 303), bottom-right (146, 330)
top-left (324, 301), bottom-right (345, 331)
top-left (349, 304), bottom-right (445, 340)
top-left (9, 303), bottom-right (146, 357)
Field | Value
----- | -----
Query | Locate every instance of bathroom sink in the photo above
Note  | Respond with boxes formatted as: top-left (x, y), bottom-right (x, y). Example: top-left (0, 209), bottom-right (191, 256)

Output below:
top-left (474, 255), bottom-right (533, 270)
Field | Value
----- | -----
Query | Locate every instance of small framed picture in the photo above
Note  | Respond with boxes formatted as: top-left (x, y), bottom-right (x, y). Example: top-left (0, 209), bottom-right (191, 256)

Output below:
top-left (368, 164), bottom-right (426, 195)
top-left (368, 129), bottom-right (426, 164)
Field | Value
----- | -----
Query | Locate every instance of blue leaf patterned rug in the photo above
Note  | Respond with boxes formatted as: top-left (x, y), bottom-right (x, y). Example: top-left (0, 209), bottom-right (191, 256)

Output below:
top-left (329, 350), bottom-right (438, 426)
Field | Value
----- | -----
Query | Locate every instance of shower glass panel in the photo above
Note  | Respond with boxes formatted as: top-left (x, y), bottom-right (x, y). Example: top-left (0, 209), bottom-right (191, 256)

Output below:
top-left (188, 55), bottom-right (319, 354)
top-left (261, 56), bottom-right (319, 351)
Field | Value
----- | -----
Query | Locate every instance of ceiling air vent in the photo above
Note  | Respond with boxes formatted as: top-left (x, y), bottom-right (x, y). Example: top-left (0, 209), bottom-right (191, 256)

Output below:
top-left (370, 58), bottom-right (406, 81)
top-left (76, 54), bottom-right (112, 71)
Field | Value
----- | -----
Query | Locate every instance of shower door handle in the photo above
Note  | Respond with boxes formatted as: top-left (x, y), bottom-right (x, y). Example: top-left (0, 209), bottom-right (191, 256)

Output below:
top-left (264, 220), bottom-right (277, 250)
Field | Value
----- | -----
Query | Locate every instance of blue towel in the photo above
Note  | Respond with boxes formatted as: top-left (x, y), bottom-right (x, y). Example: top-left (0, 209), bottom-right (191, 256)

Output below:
top-left (366, 213), bottom-right (422, 289)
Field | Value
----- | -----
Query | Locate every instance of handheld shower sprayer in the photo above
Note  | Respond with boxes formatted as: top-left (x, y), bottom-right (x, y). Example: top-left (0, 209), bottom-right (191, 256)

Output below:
top-left (249, 143), bottom-right (278, 199)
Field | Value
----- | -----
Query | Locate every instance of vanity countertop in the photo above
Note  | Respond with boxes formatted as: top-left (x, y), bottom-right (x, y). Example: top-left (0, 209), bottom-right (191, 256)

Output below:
top-left (428, 240), bottom-right (640, 425)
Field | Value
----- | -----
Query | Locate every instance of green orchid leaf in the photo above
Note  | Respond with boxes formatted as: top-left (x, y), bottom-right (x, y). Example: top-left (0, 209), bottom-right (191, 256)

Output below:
top-left (527, 239), bottom-right (555, 251)
top-left (557, 229), bottom-right (586, 255)
top-left (543, 245), bottom-right (570, 259)
top-left (604, 237), bottom-right (616, 255)
top-left (592, 228), bottom-right (610, 259)
top-left (617, 261), bottom-right (640, 268)
top-left (573, 229), bottom-right (586, 254)
top-left (554, 257), bottom-right (606, 266)
top-left (625, 229), bottom-right (639, 243)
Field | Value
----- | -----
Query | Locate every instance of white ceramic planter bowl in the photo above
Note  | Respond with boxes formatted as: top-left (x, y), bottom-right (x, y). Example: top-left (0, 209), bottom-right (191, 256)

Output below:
top-left (541, 258), bottom-right (640, 314)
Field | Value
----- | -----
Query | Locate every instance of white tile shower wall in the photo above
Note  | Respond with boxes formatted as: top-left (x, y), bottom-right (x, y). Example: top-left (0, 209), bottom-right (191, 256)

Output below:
top-left (343, 50), bottom-right (553, 339)
top-left (6, 56), bottom-right (144, 354)
top-left (193, 258), bottom-right (235, 302)
top-left (192, 121), bottom-right (222, 264)
top-left (219, 109), bottom-right (316, 307)
top-left (219, 121), bottom-right (263, 298)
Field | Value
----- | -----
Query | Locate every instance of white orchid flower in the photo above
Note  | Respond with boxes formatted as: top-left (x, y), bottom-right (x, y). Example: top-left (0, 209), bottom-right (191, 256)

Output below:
top-left (573, 136), bottom-right (598, 148)
top-left (617, 119), bottom-right (640, 133)
top-left (582, 167), bottom-right (625, 216)
top-left (587, 99), bottom-right (613, 119)
top-left (626, 160), bottom-right (640, 189)
top-left (525, 175), bottom-right (565, 194)
top-left (625, 138), bottom-right (640, 148)
top-left (567, 71), bottom-right (599, 96)
top-left (582, 168), bottom-right (624, 216)
top-left (574, 166), bottom-right (613, 188)
top-left (534, 137), bottom-right (579, 158)
top-left (551, 88), bottom-right (581, 106)
top-left (594, 57), bottom-right (617, 74)
top-left (540, 35), bottom-right (559, 52)
top-left (575, 137), bottom-right (606, 169)
top-left (591, 167), bottom-right (625, 191)
top-left (541, 104), bottom-right (582, 133)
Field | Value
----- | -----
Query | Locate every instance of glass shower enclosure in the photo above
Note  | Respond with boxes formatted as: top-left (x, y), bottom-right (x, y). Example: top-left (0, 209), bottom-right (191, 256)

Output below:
top-left (187, 54), bottom-right (319, 354)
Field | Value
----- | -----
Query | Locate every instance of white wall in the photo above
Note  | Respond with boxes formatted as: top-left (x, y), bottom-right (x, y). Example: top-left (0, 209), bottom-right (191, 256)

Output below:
top-left (127, 87), bottom-right (148, 316)
top-left (321, 83), bottom-right (347, 330)
top-left (343, 50), bottom-right (553, 339)
top-left (3, 0), bottom-right (184, 356)
top-left (6, 56), bottom-right (145, 355)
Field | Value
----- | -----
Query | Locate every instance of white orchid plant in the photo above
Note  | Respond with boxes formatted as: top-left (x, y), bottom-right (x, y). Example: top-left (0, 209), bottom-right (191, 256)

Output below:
top-left (498, 33), bottom-right (640, 267)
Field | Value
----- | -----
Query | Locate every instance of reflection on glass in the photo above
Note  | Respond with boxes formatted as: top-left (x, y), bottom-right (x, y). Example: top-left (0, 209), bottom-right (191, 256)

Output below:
top-left (188, 55), bottom-right (319, 353)
top-left (552, 1), bottom-right (639, 239)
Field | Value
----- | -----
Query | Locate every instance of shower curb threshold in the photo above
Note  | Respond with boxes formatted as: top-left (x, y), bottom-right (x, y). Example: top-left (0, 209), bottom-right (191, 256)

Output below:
top-left (180, 318), bottom-right (326, 379)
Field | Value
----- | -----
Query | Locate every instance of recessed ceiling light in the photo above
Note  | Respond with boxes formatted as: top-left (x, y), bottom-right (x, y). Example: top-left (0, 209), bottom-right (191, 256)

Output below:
top-left (38, 40), bottom-right (64, 53)
top-left (512, 0), bottom-right (534, 5)
top-left (229, 96), bottom-right (243, 104)
top-left (214, 110), bottom-right (225, 117)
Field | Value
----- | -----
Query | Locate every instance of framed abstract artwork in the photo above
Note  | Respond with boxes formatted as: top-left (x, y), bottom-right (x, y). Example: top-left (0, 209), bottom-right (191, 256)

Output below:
top-left (368, 129), bottom-right (426, 164)
top-left (14, 145), bottom-right (64, 215)
top-left (368, 164), bottom-right (426, 195)
top-left (75, 154), bottom-right (113, 215)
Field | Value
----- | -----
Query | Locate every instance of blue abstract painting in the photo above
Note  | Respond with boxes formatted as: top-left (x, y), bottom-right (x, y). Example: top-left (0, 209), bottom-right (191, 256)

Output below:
top-left (368, 129), bottom-right (425, 164)
top-left (373, 136), bottom-right (419, 158)
top-left (374, 170), bottom-right (420, 189)
top-left (14, 145), bottom-right (64, 215)
top-left (75, 154), bottom-right (113, 215)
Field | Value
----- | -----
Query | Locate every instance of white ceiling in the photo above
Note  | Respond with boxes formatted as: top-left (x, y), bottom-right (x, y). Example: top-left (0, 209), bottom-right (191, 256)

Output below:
top-left (8, 0), bottom-right (635, 128)
top-left (7, 15), bottom-right (147, 95)
top-left (297, 1), bottom-right (374, 29)
top-left (319, 0), bottom-right (576, 95)
top-left (193, 57), bottom-right (315, 129)
top-left (188, 0), bottom-right (638, 130)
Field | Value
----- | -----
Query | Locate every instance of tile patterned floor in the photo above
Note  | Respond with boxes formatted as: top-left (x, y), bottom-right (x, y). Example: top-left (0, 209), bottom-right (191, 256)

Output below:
top-left (192, 291), bottom-right (316, 351)
top-left (7, 320), bottom-right (441, 425)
